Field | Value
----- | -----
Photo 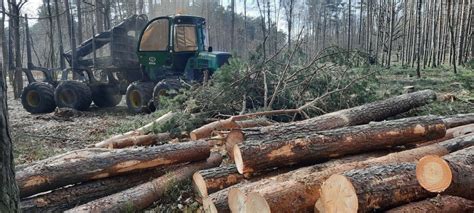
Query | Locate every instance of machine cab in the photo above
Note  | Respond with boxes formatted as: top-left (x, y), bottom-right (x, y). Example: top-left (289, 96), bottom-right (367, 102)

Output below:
top-left (137, 15), bottom-right (207, 81)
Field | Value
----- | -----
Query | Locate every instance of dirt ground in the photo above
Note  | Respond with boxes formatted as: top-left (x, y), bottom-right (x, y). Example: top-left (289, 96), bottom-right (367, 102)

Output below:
top-left (7, 82), bottom-right (158, 166)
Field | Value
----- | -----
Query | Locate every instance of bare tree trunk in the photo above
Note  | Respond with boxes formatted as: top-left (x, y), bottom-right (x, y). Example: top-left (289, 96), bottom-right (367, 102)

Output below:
top-left (95, 0), bottom-right (104, 33)
top-left (448, 0), bottom-right (458, 73)
top-left (416, 0), bottom-right (422, 77)
top-left (9, 0), bottom-right (23, 99)
top-left (0, 58), bottom-right (19, 212)
top-left (54, 0), bottom-right (66, 69)
top-left (76, 0), bottom-right (83, 44)
top-left (0, 0), bottom-right (7, 75)
top-left (231, 0), bottom-right (235, 51)
top-left (348, 0), bottom-right (352, 51)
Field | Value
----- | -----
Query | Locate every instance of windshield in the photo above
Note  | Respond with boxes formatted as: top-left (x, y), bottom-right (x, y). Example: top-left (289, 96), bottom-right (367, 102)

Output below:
top-left (139, 18), bottom-right (169, 51)
top-left (174, 24), bottom-right (198, 52)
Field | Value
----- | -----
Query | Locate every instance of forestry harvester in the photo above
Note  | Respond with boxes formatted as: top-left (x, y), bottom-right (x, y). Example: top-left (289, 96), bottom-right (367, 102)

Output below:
top-left (20, 15), bottom-right (231, 114)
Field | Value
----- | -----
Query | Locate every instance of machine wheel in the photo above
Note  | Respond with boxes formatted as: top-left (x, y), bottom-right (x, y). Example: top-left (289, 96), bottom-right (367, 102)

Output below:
top-left (21, 82), bottom-right (56, 114)
top-left (54, 81), bottom-right (92, 111)
top-left (152, 79), bottom-right (182, 110)
top-left (126, 81), bottom-right (154, 113)
top-left (91, 84), bottom-right (122, 108)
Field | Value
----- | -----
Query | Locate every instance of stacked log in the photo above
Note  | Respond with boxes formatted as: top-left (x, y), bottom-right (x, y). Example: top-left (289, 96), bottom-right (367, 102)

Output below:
top-left (316, 143), bottom-right (474, 212)
top-left (233, 116), bottom-right (446, 175)
top-left (416, 145), bottom-right (474, 199)
top-left (20, 166), bottom-right (178, 212)
top-left (17, 140), bottom-right (212, 197)
top-left (219, 135), bottom-right (473, 212)
top-left (18, 90), bottom-right (474, 212)
top-left (225, 90), bottom-right (437, 153)
top-left (385, 195), bottom-right (474, 213)
top-left (66, 153), bottom-right (222, 212)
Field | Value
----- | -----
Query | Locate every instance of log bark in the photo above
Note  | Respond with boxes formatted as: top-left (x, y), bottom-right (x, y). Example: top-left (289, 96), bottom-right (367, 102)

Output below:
top-left (234, 116), bottom-right (446, 174)
top-left (204, 152), bottom-right (389, 212)
top-left (426, 124), bottom-right (474, 145)
top-left (441, 113), bottom-right (474, 128)
top-left (416, 145), bottom-right (474, 199)
top-left (193, 165), bottom-right (243, 198)
top-left (229, 134), bottom-right (474, 212)
top-left (190, 117), bottom-right (274, 141)
top-left (20, 166), bottom-right (176, 212)
top-left (106, 133), bottom-right (171, 149)
top-left (17, 141), bottom-right (212, 198)
top-left (191, 118), bottom-right (238, 140)
top-left (94, 111), bottom-right (175, 148)
top-left (65, 153), bottom-right (222, 212)
top-left (226, 90), bottom-right (437, 151)
top-left (318, 163), bottom-right (434, 212)
top-left (385, 195), bottom-right (474, 213)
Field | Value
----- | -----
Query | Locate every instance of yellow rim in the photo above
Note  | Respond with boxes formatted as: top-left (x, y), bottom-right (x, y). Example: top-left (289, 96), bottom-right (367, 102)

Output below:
top-left (26, 91), bottom-right (40, 107)
top-left (129, 90), bottom-right (142, 108)
top-left (59, 89), bottom-right (75, 105)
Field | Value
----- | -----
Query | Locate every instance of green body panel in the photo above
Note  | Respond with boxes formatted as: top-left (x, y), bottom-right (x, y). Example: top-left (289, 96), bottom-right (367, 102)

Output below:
top-left (138, 52), bottom-right (171, 68)
top-left (135, 15), bottom-right (231, 82)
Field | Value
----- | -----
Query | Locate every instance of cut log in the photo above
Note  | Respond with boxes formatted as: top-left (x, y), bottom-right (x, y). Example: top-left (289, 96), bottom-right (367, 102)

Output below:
top-left (20, 166), bottom-right (176, 212)
top-left (235, 118), bottom-right (274, 129)
top-left (226, 90), bottom-right (437, 152)
top-left (65, 153), bottom-right (222, 212)
top-left (17, 140), bottom-right (212, 198)
top-left (193, 165), bottom-right (243, 198)
top-left (191, 117), bottom-right (274, 141)
top-left (385, 195), bottom-right (474, 213)
top-left (441, 113), bottom-right (474, 128)
top-left (244, 192), bottom-right (270, 213)
top-left (105, 133), bottom-right (171, 149)
top-left (94, 111), bottom-right (175, 148)
top-left (191, 118), bottom-right (238, 140)
top-left (234, 116), bottom-right (446, 174)
top-left (228, 134), bottom-right (474, 212)
top-left (423, 124), bottom-right (474, 145)
top-left (416, 145), bottom-right (474, 199)
top-left (209, 152), bottom-right (389, 212)
top-left (228, 188), bottom-right (246, 213)
top-left (318, 163), bottom-right (433, 212)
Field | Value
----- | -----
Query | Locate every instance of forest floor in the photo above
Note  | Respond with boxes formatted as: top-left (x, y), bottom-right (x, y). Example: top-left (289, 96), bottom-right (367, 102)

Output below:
top-left (8, 65), bottom-right (473, 212)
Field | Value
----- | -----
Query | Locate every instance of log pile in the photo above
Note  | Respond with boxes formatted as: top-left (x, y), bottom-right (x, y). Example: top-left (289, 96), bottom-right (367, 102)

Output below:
top-left (17, 90), bottom-right (474, 212)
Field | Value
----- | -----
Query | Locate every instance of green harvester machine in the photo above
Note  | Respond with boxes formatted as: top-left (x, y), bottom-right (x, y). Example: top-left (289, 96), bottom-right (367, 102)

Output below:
top-left (20, 15), bottom-right (231, 114)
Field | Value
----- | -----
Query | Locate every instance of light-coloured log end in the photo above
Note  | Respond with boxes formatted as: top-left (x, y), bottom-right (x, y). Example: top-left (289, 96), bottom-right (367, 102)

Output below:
top-left (244, 192), bottom-right (271, 213)
top-left (416, 155), bottom-right (452, 193)
top-left (228, 188), bottom-right (246, 213)
top-left (233, 145), bottom-right (245, 174)
top-left (192, 172), bottom-right (207, 198)
top-left (319, 174), bottom-right (358, 213)
top-left (226, 129), bottom-right (245, 159)
top-left (202, 197), bottom-right (218, 213)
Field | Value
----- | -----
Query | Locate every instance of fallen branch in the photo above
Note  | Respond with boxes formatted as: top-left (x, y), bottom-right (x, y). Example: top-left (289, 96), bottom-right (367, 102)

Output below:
top-left (94, 111), bottom-right (175, 148)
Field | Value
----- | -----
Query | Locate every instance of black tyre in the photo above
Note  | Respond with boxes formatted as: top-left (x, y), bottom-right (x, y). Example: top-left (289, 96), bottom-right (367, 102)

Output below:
top-left (21, 82), bottom-right (56, 114)
top-left (152, 79), bottom-right (182, 110)
top-left (91, 84), bottom-right (122, 108)
top-left (54, 81), bottom-right (92, 111)
top-left (125, 81), bottom-right (154, 113)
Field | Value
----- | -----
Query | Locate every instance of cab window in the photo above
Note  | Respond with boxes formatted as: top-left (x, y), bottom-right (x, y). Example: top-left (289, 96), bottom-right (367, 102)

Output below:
top-left (174, 24), bottom-right (198, 52)
top-left (139, 19), bottom-right (169, 51)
